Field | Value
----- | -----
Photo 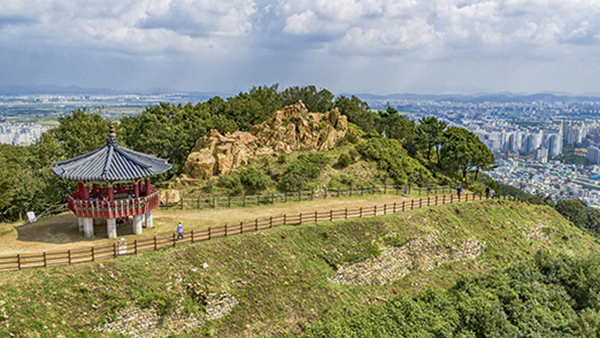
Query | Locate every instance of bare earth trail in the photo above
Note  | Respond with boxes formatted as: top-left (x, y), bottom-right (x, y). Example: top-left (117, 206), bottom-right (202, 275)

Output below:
top-left (0, 193), bottom-right (444, 256)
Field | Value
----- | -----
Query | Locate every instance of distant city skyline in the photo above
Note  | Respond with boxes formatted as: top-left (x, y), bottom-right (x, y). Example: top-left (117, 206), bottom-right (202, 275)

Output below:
top-left (2, 1), bottom-right (600, 96)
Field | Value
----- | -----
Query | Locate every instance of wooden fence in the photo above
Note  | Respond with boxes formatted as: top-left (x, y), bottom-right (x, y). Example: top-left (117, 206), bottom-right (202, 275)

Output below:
top-left (167, 184), bottom-right (454, 209)
top-left (0, 192), bottom-right (519, 272)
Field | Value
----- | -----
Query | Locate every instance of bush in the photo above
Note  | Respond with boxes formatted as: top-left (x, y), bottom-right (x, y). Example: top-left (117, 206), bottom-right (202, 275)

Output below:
top-left (348, 148), bottom-right (360, 161)
top-left (239, 167), bottom-right (271, 193)
top-left (279, 153), bottom-right (330, 191)
top-left (356, 137), bottom-right (434, 186)
top-left (336, 153), bottom-right (352, 168)
top-left (216, 174), bottom-right (244, 195)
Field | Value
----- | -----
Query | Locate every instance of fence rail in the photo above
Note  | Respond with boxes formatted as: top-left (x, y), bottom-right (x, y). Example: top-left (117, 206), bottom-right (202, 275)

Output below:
top-left (167, 184), bottom-right (455, 209)
top-left (0, 192), bottom-right (519, 272)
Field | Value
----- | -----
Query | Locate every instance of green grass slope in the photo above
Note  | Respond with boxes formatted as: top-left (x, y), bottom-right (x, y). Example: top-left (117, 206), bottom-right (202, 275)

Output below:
top-left (0, 199), bottom-right (597, 337)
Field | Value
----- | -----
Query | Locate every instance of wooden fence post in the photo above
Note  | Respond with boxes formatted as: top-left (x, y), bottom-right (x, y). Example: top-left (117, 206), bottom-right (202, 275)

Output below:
top-left (17, 254), bottom-right (21, 270)
top-left (44, 252), bottom-right (48, 267)
top-left (374, 205), bottom-right (377, 216)
top-left (345, 208), bottom-right (348, 219)
top-left (197, 196), bottom-right (200, 209)
top-left (284, 214), bottom-right (287, 226)
top-left (330, 209), bottom-right (333, 221)
top-left (68, 250), bottom-right (71, 265)
top-left (420, 198), bottom-right (422, 208)
top-left (269, 217), bottom-right (273, 228)
top-left (384, 185), bottom-right (387, 194)
top-left (212, 196), bottom-right (216, 208)
top-left (314, 211), bottom-right (318, 223)
top-left (393, 202), bottom-right (397, 213)
top-left (384, 204), bottom-right (387, 215)
top-left (360, 207), bottom-right (363, 218)
top-left (134, 240), bottom-right (137, 255)
top-left (154, 236), bottom-right (158, 250)
top-left (255, 219), bottom-right (258, 231)
top-left (299, 213), bottom-right (303, 224)
top-left (411, 199), bottom-right (414, 210)
top-left (240, 222), bottom-right (243, 234)
top-left (402, 200), bottom-right (405, 211)
top-left (191, 230), bottom-right (195, 243)
top-left (113, 243), bottom-right (117, 258)
top-left (208, 227), bottom-right (212, 240)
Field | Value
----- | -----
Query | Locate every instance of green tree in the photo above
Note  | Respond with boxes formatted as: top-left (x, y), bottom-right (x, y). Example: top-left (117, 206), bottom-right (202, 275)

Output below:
top-left (49, 108), bottom-right (112, 158)
top-left (415, 116), bottom-right (447, 163)
top-left (334, 95), bottom-right (376, 133)
top-left (0, 153), bottom-right (16, 209)
top-left (440, 127), bottom-right (494, 180)
top-left (376, 105), bottom-right (416, 150)
top-left (282, 85), bottom-right (334, 112)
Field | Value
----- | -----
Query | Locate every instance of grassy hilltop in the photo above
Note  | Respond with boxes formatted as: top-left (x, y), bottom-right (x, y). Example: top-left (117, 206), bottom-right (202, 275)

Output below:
top-left (0, 199), bottom-right (597, 337)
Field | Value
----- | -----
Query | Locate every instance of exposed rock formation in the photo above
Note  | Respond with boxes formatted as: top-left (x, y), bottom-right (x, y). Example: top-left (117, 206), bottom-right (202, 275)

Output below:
top-left (183, 101), bottom-right (348, 180)
top-left (329, 231), bottom-right (486, 286)
top-left (160, 189), bottom-right (180, 206)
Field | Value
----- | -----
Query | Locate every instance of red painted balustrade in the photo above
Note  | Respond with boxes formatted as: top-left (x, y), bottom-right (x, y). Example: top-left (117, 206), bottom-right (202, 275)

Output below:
top-left (67, 186), bottom-right (160, 219)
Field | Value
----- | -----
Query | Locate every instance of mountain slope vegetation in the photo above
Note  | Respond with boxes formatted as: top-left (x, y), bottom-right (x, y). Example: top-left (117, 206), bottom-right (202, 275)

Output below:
top-left (0, 199), bottom-right (597, 337)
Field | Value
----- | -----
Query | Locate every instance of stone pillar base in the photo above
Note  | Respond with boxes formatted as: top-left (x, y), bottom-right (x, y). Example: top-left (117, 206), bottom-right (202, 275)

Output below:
top-left (83, 218), bottom-right (94, 238)
top-left (133, 215), bottom-right (143, 235)
top-left (78, 217), bottom-right (84, 232)
top-left (145, 210), bottom-right (153, 228)
top-left (107, 219), bottom-right (117, 239)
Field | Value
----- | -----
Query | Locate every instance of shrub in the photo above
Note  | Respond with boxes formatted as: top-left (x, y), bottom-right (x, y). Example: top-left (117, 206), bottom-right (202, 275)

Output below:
top-left (279, 153), bottom-right (330, 191)
top-left (336, 153), bottom-right (352, 168)
top-left (239, 167), bottom-right (271, 192)
top-left (356, 137), bottom-right (434, 186)
top-left (217, 174), bottom-right (244, 195)
top-left (348, 148), bottom-right (360, 161)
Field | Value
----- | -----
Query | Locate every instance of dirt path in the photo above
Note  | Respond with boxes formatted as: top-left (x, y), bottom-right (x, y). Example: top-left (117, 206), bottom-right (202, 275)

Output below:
top-left (0, 193), bottom-right (456, 256)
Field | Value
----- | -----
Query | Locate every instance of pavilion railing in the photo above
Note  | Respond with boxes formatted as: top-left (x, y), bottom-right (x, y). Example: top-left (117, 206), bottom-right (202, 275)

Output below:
top-left (67, 186), bottom-right (161, 219)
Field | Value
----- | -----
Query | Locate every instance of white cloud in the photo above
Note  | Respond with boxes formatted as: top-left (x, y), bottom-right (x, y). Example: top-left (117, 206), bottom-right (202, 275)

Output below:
top-left (0, 0), bottom-right (257, 55)
top-left (3, 0), bottom-right (600, 94)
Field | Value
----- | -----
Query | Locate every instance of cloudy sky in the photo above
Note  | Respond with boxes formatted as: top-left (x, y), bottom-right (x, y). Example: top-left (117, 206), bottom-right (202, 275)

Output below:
top-left (1, 0), bottom-right (600, 95)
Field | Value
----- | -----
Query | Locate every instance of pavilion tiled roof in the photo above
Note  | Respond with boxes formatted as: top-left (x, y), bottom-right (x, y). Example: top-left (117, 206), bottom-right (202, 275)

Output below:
top-left (51, 125), bottom-right (172, 181)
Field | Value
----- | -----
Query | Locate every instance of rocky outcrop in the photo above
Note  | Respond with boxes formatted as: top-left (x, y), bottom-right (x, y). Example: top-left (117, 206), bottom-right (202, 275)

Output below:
top-left (160, 189), bottom-right (180, 206)
top-left (183, 101), bottom-right (348, 180)
top-left (329, 232), bottom-right (485, 286)
top-left (92, 291), bottom-right (238, 337)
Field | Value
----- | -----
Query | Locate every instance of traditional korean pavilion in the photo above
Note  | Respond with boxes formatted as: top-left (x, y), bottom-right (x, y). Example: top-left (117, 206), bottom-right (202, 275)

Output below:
top-left (52, 125), bottom-right (172, 239)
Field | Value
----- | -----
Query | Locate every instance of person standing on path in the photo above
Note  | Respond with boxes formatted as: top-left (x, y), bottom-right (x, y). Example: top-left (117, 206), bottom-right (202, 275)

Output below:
top-left (176, 221), bottom-right (184, 240)
top-left (490, 189), bottom-right (495, 199)
top-left (457, 186), bottom-right (462, 198)
top-left (485, 186), bottom-right (490, 199)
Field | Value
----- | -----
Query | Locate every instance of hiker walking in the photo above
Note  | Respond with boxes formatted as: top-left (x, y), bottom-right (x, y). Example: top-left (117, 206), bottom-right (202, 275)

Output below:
top-left (457, 186), bottom-right (462, 198)
top-left (490, 189), bottom-right (495, 199)
top-left (485, 186), bottom-right (490, 199)
top-left (176, 221), bottom-right (184, 240)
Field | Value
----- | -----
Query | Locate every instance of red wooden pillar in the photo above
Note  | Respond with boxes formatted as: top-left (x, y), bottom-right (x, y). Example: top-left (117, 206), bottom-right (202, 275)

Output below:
top-left (134, 179), bottom-right (140, 198)
top-left (77, 182), bottom-right (84, 199)
top-left (108, 183), bottom-right (114, 202)
top-left (83, 183), bottom-right (90, 200)
top-left (145, 178), bottom-right (151, 195)
top-left (92, 184), bottom-right (98, 198)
